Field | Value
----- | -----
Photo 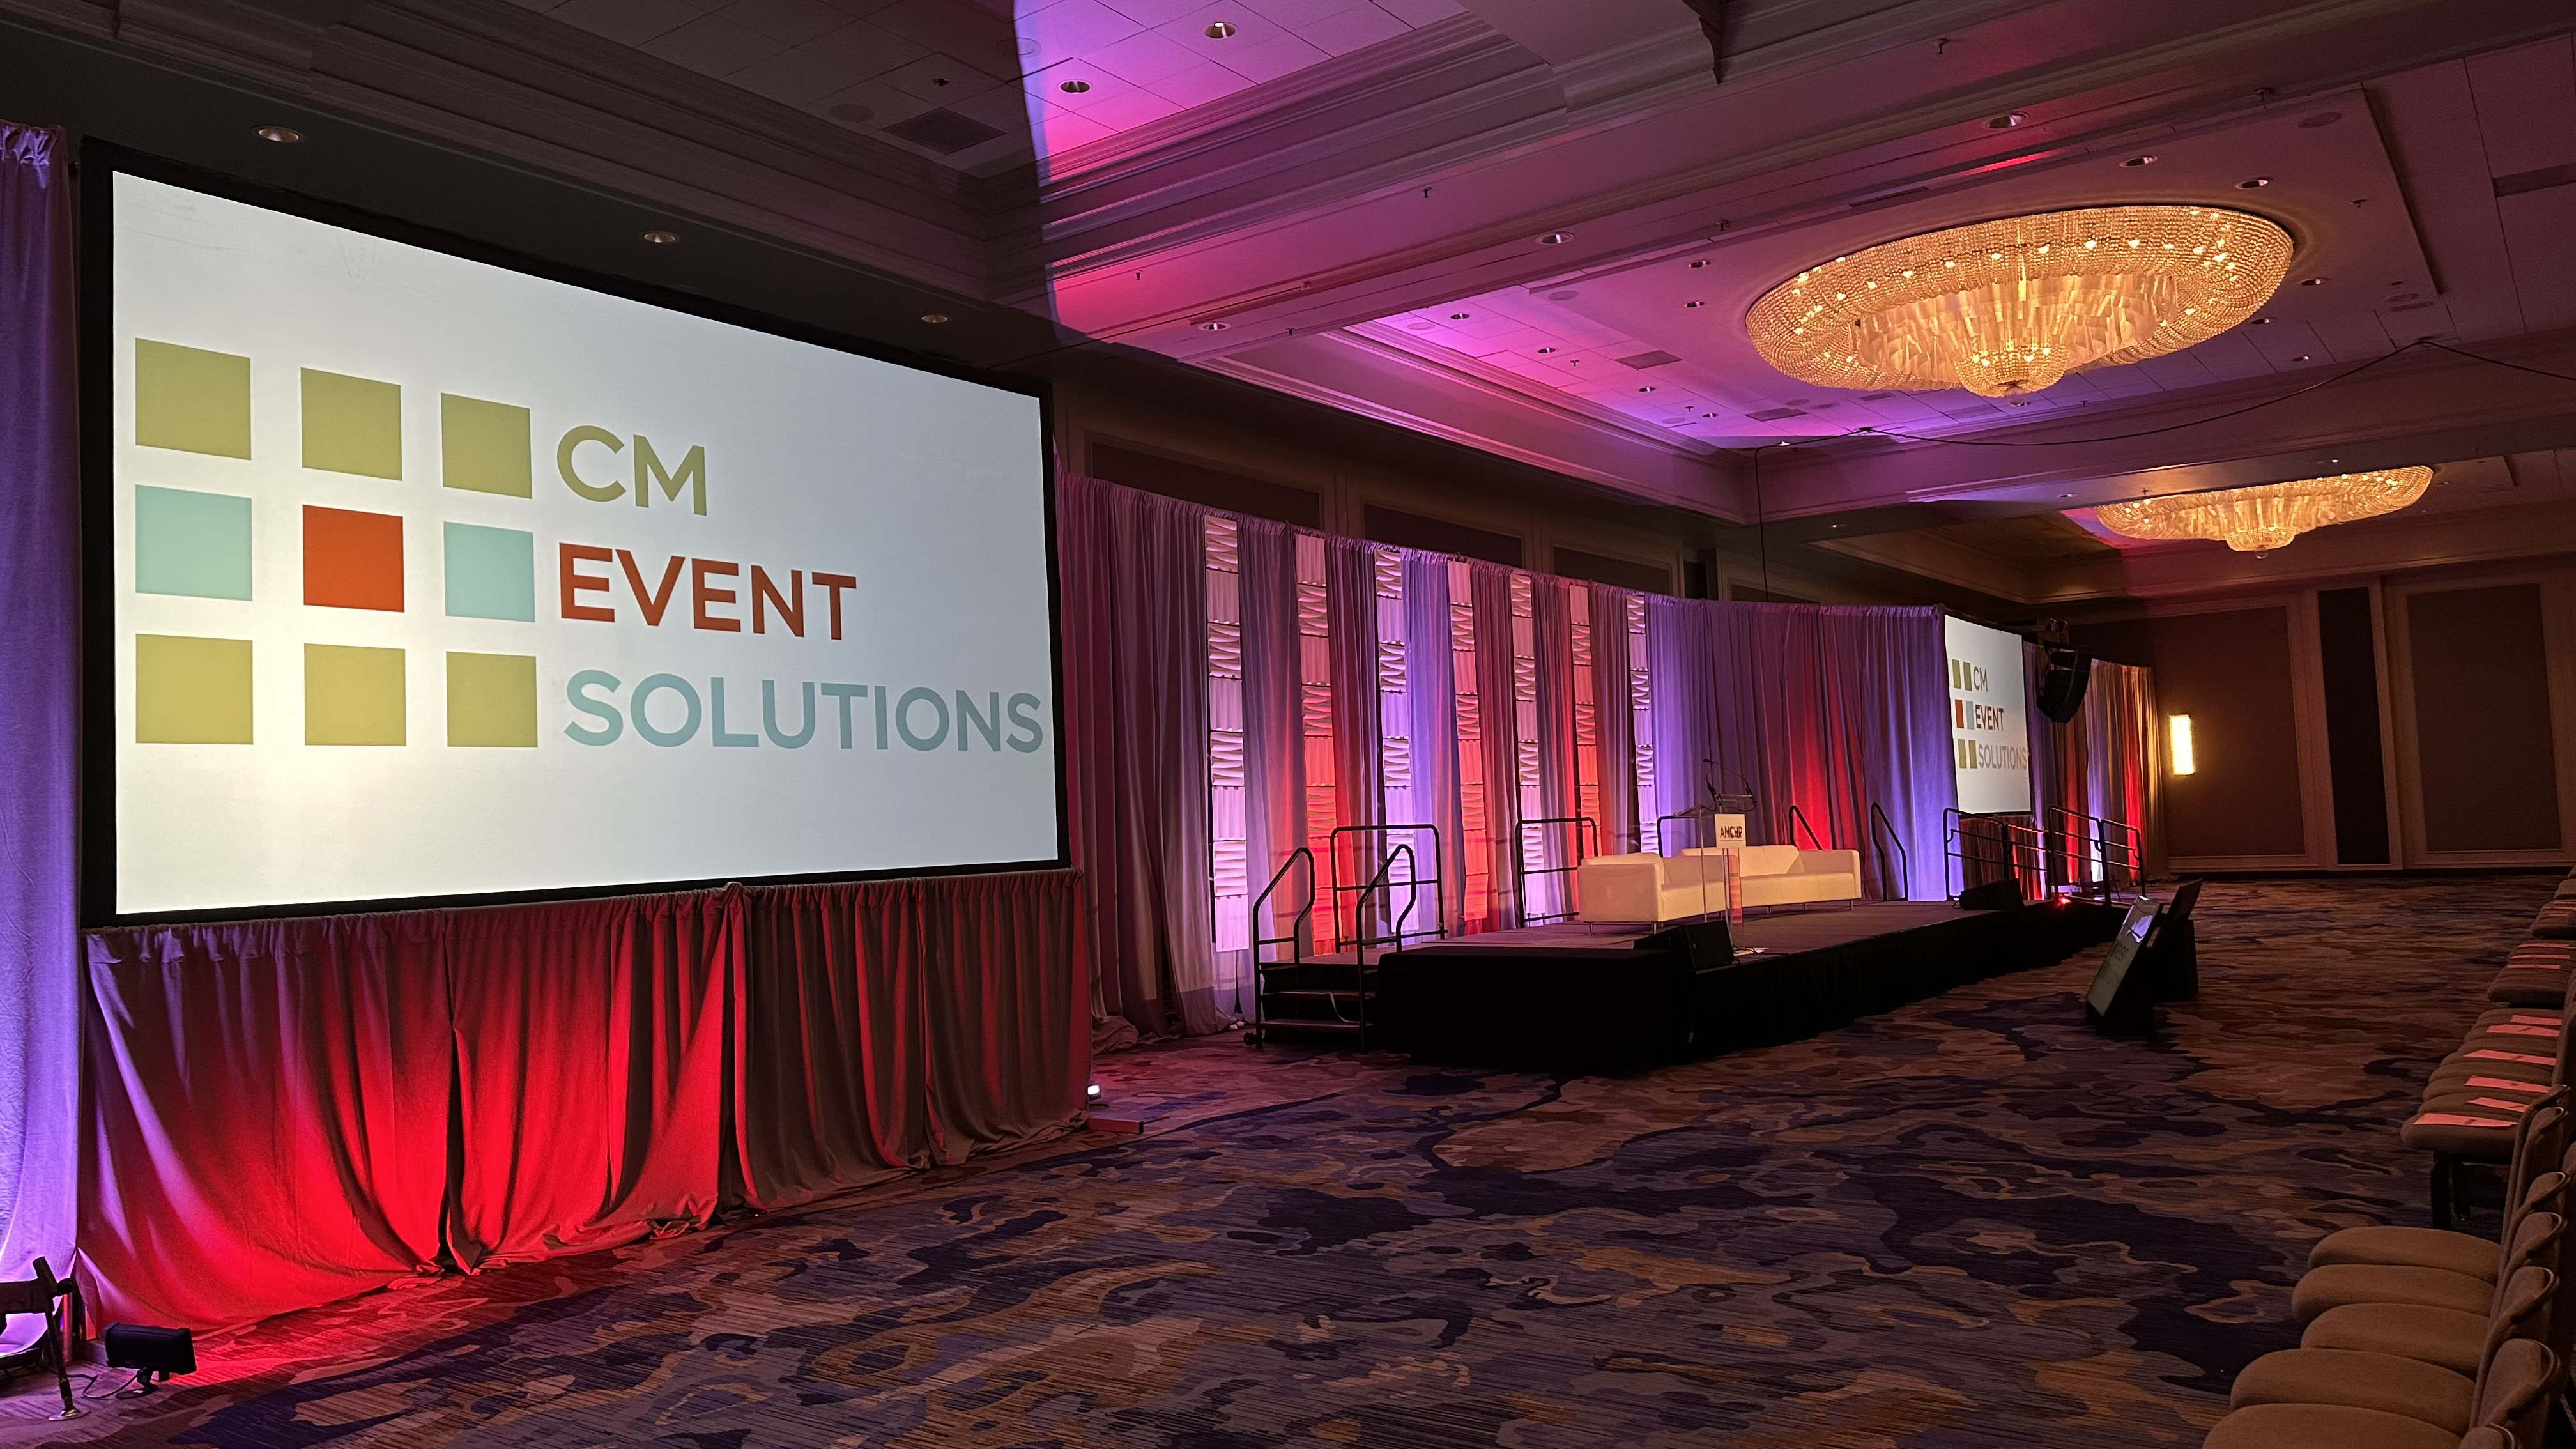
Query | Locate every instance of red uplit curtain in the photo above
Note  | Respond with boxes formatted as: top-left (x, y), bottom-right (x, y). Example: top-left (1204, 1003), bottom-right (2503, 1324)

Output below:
top-left (79, 871), bottom-right (1087, 1331)
top-left (2030, 656), bottom-right (2163, 887)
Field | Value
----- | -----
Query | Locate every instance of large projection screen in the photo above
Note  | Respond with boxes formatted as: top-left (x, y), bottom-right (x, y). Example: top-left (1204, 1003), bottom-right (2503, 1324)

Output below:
top-left (95, 166), bottom-right (1061, 920)
top-left (1945, 615), bottom-right (2034, 815)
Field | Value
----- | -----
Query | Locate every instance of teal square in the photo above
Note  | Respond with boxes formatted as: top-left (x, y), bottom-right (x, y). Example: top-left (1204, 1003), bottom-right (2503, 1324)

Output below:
top-left (135, 486), bottom-right (252, 600)
top-left (442, 522), bottom-right (535, 622)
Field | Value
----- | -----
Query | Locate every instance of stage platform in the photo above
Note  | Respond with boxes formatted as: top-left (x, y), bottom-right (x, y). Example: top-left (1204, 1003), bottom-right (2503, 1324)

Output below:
top-left (1375, 899), bottom-right (2126, 1071)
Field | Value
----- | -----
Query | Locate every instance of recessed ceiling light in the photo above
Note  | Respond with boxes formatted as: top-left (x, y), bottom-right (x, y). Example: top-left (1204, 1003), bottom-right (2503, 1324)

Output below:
top-left (1059, 79), bottom-right (1091, 93)
top-left (1689, 259), bottom-right (1710, 269)
top-left (1778, 441), bottom-right (1793, 448)
top-left (2290, 353), bottom-right (2311, 361)
top-left (1535, 347), bottom-right (1556, 354)
top-left (2237, 176), bottom-right (2272, 189)
top-left (255, 125), bottom-right (303, 143)
top-left (2301, 276), bottom-right (2329, 286)
top-left (1536, 231), bottom-right (1572, 245)
top-left (1685, 301), bottom-right (1705, 309)
top-left (1450, 312), bottom-right (1469, 319)
top-left (2120, 154), bottom-right (2157, 167)
top-left (1987, 111), bottom-right (2027, 129)
top-left (2250, 316), bottom-right (2273, 325)
top-left (1204, 20), bottom-right (1236, 38)
top-left (921, 313), bottom-right (951, 324)
top-left (1200, 320), bottom-right (1230, 331)
top-left (1637, 385), bottom-right (1657, 392)
top-left (2060, 493), bottom-right (2074, 499)
top-left (2299, 111), bottom-right (2343, 128)
top-left (641, 229), bottom-right (680, 245)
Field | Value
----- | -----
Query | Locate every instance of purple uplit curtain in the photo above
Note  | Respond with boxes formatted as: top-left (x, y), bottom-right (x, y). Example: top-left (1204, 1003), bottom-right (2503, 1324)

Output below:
top-left (1466, 562), bottom-right (1524, 928)
top-left (1589, 584), bottom-right (1640, 855)
top-left (1645, 599), bottom-right (1952, 899)
top-left (1057, 475), bottom-right (1222, 1041)
top-left (0, 122), bottom-right (79, 1304)
top-left (1398, 552), bottom-right (1462, 933)
top-left (1236, 516), bottom-right (1308, 969)
top-left (1325, 537), bottom-right (1382, 939)
top-left (1527, 578), bottom-right (1579, 912)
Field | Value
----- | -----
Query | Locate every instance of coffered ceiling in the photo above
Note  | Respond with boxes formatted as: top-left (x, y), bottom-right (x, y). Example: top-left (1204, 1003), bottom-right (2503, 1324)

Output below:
top-left (4, 0), bottom-right (2573, 603)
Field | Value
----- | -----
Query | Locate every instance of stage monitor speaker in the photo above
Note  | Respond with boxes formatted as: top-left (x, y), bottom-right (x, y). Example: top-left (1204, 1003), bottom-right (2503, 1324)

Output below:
top-left (2037, 647), bottom-right (2092, 723)
top-left (1636, 917), bottom-right (1735, 969)
top-left (1958, 878), bottom-right (2023, 911)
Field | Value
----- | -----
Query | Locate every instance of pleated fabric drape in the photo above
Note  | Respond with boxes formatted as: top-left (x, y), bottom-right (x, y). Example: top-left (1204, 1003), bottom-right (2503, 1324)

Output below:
top-left (1643, 599), bottom-right (1955, 900)
top-left (1466, 562), bottom-right (1526, 931)
top-left (1235, 516), bottom-right (1309, 969)
top-left (0, 121), bottom-right (79, 1298)
top-left (1058, 474), bottom-right (1222, 1040)
top-left (1590, 584), bottom-right (1641, 858)
top-left (79, 871), bottom-right (1087, 1331)
top-left (1399, 553), bottom-right (1464, 937)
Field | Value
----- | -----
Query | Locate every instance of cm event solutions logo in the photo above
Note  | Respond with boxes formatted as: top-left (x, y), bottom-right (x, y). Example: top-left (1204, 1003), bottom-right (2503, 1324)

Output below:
top-left (1948, 654), bottom-right (2029, 774)
top-left (127, 339), bottom-right (1048, 756)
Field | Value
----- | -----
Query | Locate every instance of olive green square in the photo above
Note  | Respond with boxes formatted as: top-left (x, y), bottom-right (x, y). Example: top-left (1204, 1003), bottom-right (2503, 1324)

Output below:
top-left (302, 369), bottom-right (403, 479)
top-left (135, 634), bottom-right (252, 744)
top-left (305, 644), bottom-right (407, 746)
top-left (440, 394), bottom-right (532, 498)
top-left (447, 652), bottom-right (537, 747)
top-left (134, 341), bottom-right (252, 459)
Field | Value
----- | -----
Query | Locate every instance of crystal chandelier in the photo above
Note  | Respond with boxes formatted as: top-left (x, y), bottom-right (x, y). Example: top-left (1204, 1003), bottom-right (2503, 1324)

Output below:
top-left (2094, 467), bottom-right (2434, 552)
top-left (1745, 206), bottom-right (2294, 397)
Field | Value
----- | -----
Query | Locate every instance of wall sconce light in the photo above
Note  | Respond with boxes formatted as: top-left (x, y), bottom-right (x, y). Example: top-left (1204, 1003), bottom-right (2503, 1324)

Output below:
top-left (2168, 714), bottom-right (2196, 776)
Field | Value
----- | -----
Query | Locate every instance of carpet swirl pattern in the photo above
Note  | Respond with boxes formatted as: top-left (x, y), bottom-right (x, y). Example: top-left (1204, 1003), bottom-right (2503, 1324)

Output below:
top-left (17, 875), bottom-right (2551, 1447)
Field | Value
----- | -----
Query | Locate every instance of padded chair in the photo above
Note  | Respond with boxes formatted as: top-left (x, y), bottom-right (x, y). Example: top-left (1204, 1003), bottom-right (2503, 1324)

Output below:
top-left (2310, 1167), bottom-right (2570, 1284)
top-left (0, 1257), bottom-right (81, 1420)
top-left (2305, 1264), bottom-right (2555, 1377)
top-left (2531, 903), bottom-right (2576, 941)
top-left (2292, 1211), bottom-right (2559, 1324)
top-left (2486, 942), bottom-right (2573, 1009)
top-left (2405, 1095), bottom-right (2570, 1230)
top-left (2204, 1338), bottom-right (2554, 1449)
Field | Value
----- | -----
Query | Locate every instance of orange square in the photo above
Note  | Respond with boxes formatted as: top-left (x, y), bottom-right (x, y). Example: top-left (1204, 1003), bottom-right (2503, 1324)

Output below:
top-left (303, 505), bottom-right (404, 612)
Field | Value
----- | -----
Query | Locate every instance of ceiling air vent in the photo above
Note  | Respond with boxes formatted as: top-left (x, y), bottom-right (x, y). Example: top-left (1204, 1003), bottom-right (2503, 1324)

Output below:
top-left (1858, 392), bottom-right (1898, 401)
top-left (2494, 162), bottom-right (2576, 198)
top-left (884, 108), bottom-right (1008, 155)
top-left (1745, 406), bottom-right (1808, 421)
top-left (2387, 300), bottom-right (2438, 312)
top-left (1616, 350), bottom-right (1682, 369)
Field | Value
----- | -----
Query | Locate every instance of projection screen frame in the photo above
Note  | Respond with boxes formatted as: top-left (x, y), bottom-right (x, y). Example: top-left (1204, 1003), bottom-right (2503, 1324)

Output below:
top-left (78, 142), bottom-right (1068, 926)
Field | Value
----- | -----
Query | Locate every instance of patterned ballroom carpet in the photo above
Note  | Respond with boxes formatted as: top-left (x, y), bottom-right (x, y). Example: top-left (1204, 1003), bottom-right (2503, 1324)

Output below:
top-left (8, 874), bottom-right (2556, 1447)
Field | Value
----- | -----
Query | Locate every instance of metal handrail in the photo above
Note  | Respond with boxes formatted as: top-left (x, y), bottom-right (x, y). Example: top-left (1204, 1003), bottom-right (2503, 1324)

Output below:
top-left (1785, 803), bottom-right (1827, 852)
top-left (1250, 847), bottom-right (1314, 968)
top-left (1514, 815), bottom-right (1599, 928)
top-left (1328, 823), bottom-right (1446, 950)
top-left (1653, 811), bottom-right (1707, 857)
top-left (1943, 806), bottom-right (2050, 901)
top-left (1867, 802), bottom-right (1909, 901)
top-left (2046, 806), bottom-right (2143, 893)
top-left (1248, 847), bottom-right (1315, 1048)
top-left (1349, 842), bottom-right (1427, 969)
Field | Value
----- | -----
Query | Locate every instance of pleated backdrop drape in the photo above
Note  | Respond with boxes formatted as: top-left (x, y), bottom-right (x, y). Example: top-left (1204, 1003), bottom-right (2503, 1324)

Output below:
top-left (81, 872), bottom-right (1088, 1330)
top-left (0, 123), bottom-right (79, 1307)
top-left (2033, 658), bottom-right (2166, 884)
top-left (1059, 473), bottom-right (1221, 1041)
top-left (1643, 599), bottom-right (1956, 901)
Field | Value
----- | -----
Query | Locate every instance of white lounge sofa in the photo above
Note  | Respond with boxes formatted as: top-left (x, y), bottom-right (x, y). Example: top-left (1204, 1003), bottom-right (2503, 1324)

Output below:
top-left (1575, 845), bottom-right (1863, 925)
